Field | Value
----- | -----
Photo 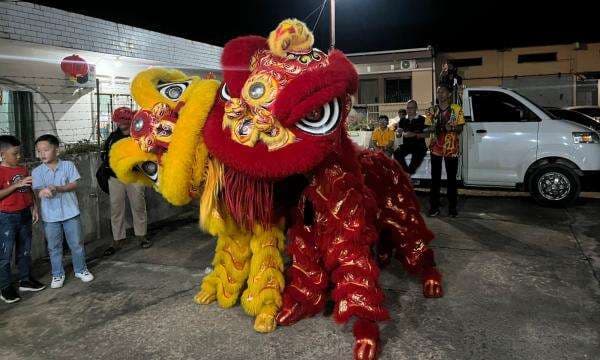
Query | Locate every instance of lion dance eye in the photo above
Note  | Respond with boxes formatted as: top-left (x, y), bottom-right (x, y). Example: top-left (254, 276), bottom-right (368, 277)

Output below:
top-left (133, 118), bottom-right (144, 132)
top-left (137, 161), bottom-right (159, 182)
top-left (220, 83), bottom-right (232, 102)
top-left (157, 82), bottom-right (189, 101)
top-left (248, 82), bottom-right (265, 99)
top-left (296, 98), bottom-right (340, 135)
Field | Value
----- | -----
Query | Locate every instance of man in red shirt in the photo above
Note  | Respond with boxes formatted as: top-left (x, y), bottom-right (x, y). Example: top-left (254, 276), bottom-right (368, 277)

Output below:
top-left (0, 135), bottom-right (45, 304)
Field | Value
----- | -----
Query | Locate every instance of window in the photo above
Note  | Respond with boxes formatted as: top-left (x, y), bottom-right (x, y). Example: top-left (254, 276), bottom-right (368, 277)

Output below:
top-left (573, 107), bottom-right (600, 118)
top-left (517, 52), bottom-right (557, 63)
top-left (470, 91), bottom-right (540, 122)
top-left (547, 109), bottom-right (600, 131)
top-left (546, 108), bottom-right (577, 121)
top-left (359, 79), bottom-right (378, 104)
top-left (450, 57), bottom-right (483, 68)
top-left (384, 78), bottom-right (411, 103)
top-left (0, 90), bottom-right (35, 157)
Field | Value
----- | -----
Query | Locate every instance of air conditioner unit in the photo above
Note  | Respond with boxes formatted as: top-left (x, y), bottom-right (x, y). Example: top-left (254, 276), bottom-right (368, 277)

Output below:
top-left (399, 59), bottom-right (417, 71)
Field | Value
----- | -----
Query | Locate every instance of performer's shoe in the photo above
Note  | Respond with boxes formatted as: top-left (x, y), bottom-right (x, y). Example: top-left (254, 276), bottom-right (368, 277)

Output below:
top-left (194, 289), bottom-right (216, 304)
top-left (376, 249), bottom-right (392, 267)
top-left (422, 267), bottom-right (444, 298)
top-left (276, 300), bottom-right (307, 326)
top-left (448, 208), bottom-right (458, 218)
top-left (427, 208), bottom-right (440, 217)
top-left (353, 319), bottom-right (379, 360)
top-left (254, 313), bottom-right (277, 333)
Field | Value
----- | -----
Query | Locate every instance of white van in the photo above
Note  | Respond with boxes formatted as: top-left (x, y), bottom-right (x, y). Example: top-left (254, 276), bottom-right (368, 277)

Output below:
top-left (407, 87), bottom-right (600, 206)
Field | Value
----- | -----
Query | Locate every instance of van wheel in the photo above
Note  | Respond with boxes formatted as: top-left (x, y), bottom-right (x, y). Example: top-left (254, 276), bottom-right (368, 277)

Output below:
top-left (529, 164), bottom-right (580, 206)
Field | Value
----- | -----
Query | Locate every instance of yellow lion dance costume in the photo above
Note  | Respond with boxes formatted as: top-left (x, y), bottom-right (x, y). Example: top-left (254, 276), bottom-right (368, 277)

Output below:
top-left (109, 68), bottom-right (284, 333)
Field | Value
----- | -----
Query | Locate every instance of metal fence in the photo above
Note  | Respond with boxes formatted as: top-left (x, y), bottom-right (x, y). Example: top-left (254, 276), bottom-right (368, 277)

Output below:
top-left (0, 75), bottom-right (134, 159)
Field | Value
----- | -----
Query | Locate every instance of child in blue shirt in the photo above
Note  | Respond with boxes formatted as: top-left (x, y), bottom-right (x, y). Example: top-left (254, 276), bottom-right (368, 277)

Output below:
top-left (32, 134), bottom-right (94, 288)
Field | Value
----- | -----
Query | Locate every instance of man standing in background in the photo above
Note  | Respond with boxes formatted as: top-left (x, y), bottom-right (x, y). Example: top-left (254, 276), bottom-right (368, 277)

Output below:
top-left (426, 85), bottom-right (464, 218)
top-left (103, 107), bottom-right (152, 256)
top-left (439, 61), bottom-right (463, 105)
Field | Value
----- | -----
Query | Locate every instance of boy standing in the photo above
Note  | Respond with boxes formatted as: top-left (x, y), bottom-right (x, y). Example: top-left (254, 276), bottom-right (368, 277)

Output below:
top-left (32, 134), bottom-right (94, 288)
top-left (0, 135), bottom-right (45, 303)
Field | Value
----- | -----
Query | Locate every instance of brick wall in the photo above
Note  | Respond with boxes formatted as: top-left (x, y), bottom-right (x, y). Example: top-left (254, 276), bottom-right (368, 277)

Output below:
top-left (0, 1), bottom-right (222, 70)
top-left (0, 1), bottom-right (223, 144)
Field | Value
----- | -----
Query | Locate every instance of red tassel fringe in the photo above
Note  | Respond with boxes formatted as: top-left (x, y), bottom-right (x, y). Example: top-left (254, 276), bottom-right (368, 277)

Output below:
top-left (223, 167), bottom-right (273, 229)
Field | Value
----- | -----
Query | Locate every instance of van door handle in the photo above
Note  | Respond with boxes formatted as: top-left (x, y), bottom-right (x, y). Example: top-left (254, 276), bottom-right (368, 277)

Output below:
top-left (476, 129), bottom-right (487, 134)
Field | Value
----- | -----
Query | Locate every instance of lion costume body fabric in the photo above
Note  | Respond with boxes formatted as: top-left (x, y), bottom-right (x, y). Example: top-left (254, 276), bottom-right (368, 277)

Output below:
top-left (110, 19), bottom-right (443, 360)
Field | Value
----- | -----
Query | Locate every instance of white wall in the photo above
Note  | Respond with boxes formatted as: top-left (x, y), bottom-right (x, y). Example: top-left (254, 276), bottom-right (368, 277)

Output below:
top-left (0, 57), bottom-right (89, 142)
top-left (0, 43), bottom-right (153, 143)
top-left (0, 1), bottom-right (223, 144)
top-left (0, 1), bottom-right (221, 71)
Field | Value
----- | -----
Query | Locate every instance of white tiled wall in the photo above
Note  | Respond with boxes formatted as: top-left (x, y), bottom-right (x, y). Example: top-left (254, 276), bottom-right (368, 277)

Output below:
top-left (0, 1), bottom-right (222, 70)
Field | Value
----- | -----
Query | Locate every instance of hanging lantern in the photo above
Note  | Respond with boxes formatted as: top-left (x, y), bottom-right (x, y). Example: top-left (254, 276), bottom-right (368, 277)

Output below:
top-left (60, 55), bottom-right (89, 84)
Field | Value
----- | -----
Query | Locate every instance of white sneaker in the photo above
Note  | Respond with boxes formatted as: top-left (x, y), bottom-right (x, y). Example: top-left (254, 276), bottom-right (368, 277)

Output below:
top-left (50, 275), bottom-right (65, 289)
top-left (74, 270), bottom-right (94, 283)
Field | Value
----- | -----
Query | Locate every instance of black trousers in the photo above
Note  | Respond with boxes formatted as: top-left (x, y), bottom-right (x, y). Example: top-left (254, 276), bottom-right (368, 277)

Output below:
top-left (430, 154), bottom-right (459, 211)
top-left (393, 142), bottom-right (427, 175)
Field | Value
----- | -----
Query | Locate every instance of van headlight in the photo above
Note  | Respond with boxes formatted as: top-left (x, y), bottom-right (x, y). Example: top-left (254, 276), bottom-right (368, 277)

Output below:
top-left (572, 132), bottom-right (599, 144)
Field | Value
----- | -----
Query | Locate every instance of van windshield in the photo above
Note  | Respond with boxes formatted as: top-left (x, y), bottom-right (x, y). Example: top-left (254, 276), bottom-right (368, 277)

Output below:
top-left (546, 108), bottom-right (600, 132)
top-left (511, 90), bottom-right (559, 119)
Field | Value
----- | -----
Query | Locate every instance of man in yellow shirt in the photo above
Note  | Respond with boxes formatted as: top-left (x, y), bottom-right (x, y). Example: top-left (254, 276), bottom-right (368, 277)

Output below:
top-left (370, 115), bottom-right (395, 156)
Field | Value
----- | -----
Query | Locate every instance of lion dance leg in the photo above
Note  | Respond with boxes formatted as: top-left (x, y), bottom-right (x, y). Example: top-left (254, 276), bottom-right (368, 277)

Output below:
top-left (279, 163), bottom-right (389, 360)
top-left (360, 151), bottom-right (443, 298)
top-left (329, 239), bottom-right (389, 360)
top-left (276, 216), bottom-right (328, 326)
top-left (240, 223), bottom-right (286, 333)
top-left (385, 160), bottom-right (443, 298)
top-left (195, 215), bottom-right (252, 308)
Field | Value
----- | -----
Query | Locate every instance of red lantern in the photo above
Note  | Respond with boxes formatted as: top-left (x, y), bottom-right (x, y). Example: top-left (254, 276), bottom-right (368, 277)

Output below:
top-left (60, 55), bottom-right (89, 84)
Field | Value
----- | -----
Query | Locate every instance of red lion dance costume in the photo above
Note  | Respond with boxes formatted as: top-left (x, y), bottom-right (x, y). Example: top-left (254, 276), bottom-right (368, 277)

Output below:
top-left (110, 19), bottom-right (443, 360)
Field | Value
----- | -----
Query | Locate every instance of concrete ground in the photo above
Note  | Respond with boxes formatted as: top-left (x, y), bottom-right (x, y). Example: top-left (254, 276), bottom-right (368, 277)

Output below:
top-left (1, 195), bottom-right (599, 360)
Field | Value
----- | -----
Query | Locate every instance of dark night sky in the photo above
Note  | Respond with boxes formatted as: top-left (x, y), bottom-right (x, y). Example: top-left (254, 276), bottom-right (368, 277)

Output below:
top-left (31, 0), bottom-right (597, 53)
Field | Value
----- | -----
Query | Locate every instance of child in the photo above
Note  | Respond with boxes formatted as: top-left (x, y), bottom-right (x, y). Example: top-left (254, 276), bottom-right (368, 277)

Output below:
top-left (0, 135), bottom-right (45, 303)
top-left (370, 115), bottom-right (396, 157)
top-left (32, 134), bottom-right (94, 288)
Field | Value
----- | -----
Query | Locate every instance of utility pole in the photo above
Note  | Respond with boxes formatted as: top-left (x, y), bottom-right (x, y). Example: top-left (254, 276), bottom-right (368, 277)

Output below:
top-left (330, 0), bottom-right (335, 50)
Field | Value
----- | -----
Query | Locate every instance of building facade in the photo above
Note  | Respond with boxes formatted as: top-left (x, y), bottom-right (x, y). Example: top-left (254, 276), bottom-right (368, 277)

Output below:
top-left (0, 1), bottom-right (222, 156)
top-left (347, 47), bottom-right (435, 124)
top-left (441, 43), bottom-right (600, 109)
top-left (349, 42), bottom-right (600, 126)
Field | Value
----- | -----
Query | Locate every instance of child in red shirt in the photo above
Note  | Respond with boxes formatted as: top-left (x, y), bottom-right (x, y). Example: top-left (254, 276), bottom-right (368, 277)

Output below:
top-left (0, 135), bottom-right (45, 304)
